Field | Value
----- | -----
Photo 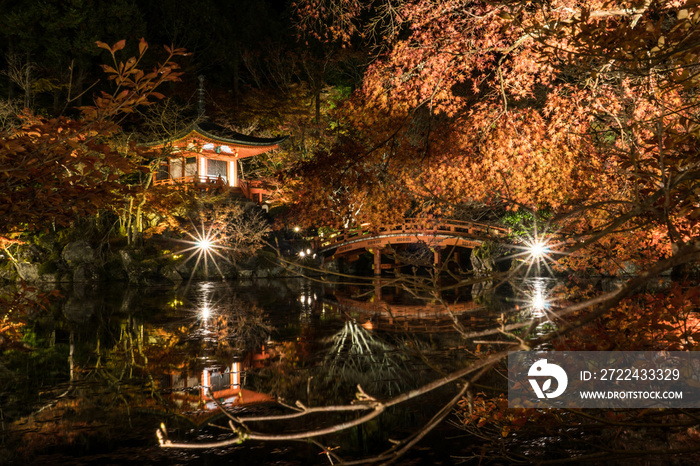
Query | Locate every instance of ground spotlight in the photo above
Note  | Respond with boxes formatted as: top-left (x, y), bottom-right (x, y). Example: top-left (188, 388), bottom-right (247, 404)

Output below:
top-left (173, 220), bottom-right (231, 279)
top-left (196, 238), bottom-right (213, 252)
top-left (528, 240), bottom-right (549, 261)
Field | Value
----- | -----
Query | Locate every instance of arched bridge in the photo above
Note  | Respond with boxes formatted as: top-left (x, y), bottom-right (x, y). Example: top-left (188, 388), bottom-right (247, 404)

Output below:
top-left (311, 218), bottom-right (509, 275)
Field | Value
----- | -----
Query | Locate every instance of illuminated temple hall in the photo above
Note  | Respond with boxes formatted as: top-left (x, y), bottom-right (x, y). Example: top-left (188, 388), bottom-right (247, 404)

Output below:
top-left (147, 120), bottom-right (287, 204)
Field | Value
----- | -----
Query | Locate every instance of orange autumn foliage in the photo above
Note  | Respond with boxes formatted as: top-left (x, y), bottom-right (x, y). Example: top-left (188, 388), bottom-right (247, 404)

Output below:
top-left (0, 39), bottom-right (184, 239)
top-left (286, 1), bottom-right (700, 275)
top-left (557, 282), bottom-right (700, 351)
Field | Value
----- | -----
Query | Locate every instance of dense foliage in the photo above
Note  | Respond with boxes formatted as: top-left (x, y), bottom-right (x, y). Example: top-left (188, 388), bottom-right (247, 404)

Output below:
top-left (284, 1), bottom-right (700, 275)
top-left (3, 1), bottom-right (700, 464)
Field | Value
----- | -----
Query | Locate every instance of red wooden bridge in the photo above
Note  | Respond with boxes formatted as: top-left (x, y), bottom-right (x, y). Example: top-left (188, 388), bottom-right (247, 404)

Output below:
top-left (311, 218), bottom-right (509, 275)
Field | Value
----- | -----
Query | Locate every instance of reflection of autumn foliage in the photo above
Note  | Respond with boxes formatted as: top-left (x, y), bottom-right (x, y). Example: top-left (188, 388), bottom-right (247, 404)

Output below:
top-left (241, 331), bottom-right (318, 399)
top-left (212, 305), bottom-right (273, 351)
top-left (7, 385), bottom-right (180, 464)
top-left (251, 3), bottom-right (700, 463)
top-left (0, 286), bottom-right (59, 351)
top-left (150, 301), bottom-right (274, 357)
top-left (457, 392), bottom-right (700, 463)
top-left (4, 320), bottom-right (187, 464)
top-left (0, 39), bottom-right (184, 350)
top-left (10, 399), bottom-right (109, 458)
top-left (557, 283), bottom-right (700, 352)
top-left (249, 353), bottom-right (310, 399)
top-left (457, 393), bottom-right (550, 439)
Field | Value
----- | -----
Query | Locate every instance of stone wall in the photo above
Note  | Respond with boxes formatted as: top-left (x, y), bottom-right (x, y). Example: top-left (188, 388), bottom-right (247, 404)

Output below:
top-left (0, 238), bottom-right (293, 286)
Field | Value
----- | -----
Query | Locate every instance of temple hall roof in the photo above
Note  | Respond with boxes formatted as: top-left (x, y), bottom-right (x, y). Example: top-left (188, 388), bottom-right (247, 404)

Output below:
top-left (146, 120), bottom-right (288, 148)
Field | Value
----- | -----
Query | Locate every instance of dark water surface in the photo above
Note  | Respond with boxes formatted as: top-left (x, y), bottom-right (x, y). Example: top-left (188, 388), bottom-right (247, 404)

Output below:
top-left (1, 277), bottom-right (538, 465)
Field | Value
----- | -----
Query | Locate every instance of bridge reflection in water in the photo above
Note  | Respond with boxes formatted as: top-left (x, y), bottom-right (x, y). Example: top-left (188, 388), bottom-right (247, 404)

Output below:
top-left (322, 281), bottom-right (490, 334)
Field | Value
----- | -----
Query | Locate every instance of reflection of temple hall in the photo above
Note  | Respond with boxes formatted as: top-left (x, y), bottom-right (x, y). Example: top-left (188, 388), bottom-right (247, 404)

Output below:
top-left (164, 349), bottom-right (273, 412)
top-left (147, 121), bottom-right (287, 204)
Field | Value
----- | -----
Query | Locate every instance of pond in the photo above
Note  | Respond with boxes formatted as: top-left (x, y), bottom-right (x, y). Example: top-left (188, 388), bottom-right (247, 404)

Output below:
top-left (0, 277), bottom-right (551, 465)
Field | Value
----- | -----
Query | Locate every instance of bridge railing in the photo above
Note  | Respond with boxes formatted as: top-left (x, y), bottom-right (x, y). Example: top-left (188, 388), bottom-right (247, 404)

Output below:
top-left (312, 218), bottom-right (509, 251)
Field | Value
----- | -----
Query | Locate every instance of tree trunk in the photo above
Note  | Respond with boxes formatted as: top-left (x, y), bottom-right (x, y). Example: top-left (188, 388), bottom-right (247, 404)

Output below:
top-left (53, 87), bottom-right (62, 115)
top-left (23, 53), bottom-right (31, 108)
top-left (73, 67), bottom-right (85, 107)
top-left (315, 86), bottom-right (321, 123)
top-left (134, 173), bottom-right (154, 246)
top-left (671, 241), bottom-right (690, 279)
top-left (126, 197), bottom-right (134, 245)
top-left (6, 41), bottom-right (14, 100)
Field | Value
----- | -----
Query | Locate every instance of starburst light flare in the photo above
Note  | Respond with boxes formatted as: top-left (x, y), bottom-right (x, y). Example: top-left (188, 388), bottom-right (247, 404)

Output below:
top-left (196, 238), bottom-right (213, 252)
top-left (506, 221), bottom-right (566, 277)
top-left (174, 219), bottom-right (232, 280)
top-left (528, 240), bottom-right (548, 260)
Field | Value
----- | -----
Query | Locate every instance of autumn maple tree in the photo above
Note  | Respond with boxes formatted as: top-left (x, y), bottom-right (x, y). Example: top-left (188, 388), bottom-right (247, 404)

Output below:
top-left (286, 1), bottom-right (700, 272)
top-left (0, 39), bottom-right (184, 353)
top-left (241, 1), bottom-right (700, 462)
top-left (0, 39), bottom-right (184, 246)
